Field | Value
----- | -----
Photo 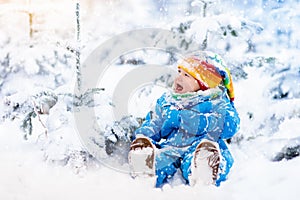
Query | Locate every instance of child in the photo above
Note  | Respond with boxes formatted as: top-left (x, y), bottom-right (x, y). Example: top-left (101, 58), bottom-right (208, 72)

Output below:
top-left (128, 51), bottom-right (240, 187)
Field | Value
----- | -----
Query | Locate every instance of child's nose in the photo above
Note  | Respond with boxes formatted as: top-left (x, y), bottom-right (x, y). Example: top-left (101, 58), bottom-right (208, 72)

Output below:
top-left (175, 74), bottom-right (182, 81)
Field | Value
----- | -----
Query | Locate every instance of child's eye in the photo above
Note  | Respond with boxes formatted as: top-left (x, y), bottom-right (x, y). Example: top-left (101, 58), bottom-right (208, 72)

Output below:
top-left (178, 69), bottom-right (181, 73)
top-left (184, 73), bottom-right (190, 77)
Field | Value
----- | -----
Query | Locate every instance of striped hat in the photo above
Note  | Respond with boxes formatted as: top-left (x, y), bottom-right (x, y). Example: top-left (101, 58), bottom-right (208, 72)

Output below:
top-left (178, 51), bottom-right (235, 101)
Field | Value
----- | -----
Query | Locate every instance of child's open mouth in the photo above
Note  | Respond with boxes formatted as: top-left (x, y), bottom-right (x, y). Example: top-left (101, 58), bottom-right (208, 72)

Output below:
top-left (174, 83), bottom-right (183, 93)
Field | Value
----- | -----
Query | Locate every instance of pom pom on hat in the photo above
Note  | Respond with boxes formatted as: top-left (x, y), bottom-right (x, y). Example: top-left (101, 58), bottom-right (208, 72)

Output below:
top-left (178, 51), bottom-right (235, 101)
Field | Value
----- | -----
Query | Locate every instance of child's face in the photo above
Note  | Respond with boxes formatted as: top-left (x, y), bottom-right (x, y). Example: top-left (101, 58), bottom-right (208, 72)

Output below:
top-left (173, 68), bottom-right (200, 93)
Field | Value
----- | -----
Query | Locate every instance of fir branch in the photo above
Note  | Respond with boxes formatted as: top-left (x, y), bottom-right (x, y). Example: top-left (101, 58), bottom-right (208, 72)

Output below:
top-left (32, 100), bottom-right (48, 137)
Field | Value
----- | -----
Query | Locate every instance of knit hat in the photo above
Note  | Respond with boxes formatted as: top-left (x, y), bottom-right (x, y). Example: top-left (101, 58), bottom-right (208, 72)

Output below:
top-left (178, 51), bottom-right (235, 101)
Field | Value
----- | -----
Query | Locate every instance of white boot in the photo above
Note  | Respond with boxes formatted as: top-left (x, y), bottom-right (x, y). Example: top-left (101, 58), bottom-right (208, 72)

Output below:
top-left (189, 139), bottom-right (220, 186)
top-left (128, 136), bottom-right (156, 177)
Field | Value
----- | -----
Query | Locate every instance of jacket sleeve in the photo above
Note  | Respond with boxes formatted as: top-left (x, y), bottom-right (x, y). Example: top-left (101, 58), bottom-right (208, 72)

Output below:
top-left (199, 100), bottom-right (240, 142)
top-left (220, 102), bottom-right (240, 140)
top-left (133, 96), bottom-right (164, 142)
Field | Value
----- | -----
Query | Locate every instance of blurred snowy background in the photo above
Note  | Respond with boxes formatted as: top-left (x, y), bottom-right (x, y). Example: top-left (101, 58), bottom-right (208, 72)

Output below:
top-left (0, 0), bottom-right (300, 199)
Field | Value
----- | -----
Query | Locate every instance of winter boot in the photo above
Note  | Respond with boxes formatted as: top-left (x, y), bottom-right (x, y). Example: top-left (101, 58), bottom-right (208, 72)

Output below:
top-left (189, 139), bottom-right (221, 186)
top-left (128, 136), bottom-right (155, 177)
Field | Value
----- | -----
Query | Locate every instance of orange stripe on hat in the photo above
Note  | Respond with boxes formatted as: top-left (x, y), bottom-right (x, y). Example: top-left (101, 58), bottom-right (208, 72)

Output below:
top-left (178, 57), bottom-right (223, 89)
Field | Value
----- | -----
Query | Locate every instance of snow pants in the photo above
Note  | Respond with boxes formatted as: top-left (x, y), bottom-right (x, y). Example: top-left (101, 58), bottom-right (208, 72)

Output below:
top-left (153, 139), bottom-right (234, 187)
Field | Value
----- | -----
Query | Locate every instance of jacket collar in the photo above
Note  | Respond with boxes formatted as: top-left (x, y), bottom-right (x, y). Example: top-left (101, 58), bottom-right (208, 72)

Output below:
top-left (164, 86), bottom-right (225, 109)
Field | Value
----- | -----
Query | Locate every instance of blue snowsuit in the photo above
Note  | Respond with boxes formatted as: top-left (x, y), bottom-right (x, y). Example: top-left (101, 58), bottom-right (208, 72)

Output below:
top-left (133, 86), bottom-right (240, 187)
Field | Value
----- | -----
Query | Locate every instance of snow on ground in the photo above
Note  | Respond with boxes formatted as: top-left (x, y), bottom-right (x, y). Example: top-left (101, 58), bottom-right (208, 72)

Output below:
top-left (1, 120), bottom-right (300, 200)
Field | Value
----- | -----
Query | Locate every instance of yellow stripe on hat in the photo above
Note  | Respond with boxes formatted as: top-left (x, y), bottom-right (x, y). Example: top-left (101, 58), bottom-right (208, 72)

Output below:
top-left (178, 57), bottom-right (223, 88)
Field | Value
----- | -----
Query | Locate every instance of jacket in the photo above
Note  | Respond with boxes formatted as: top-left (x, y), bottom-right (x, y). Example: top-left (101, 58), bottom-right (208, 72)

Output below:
top-left (134, 86), bottom-right (240, 148)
